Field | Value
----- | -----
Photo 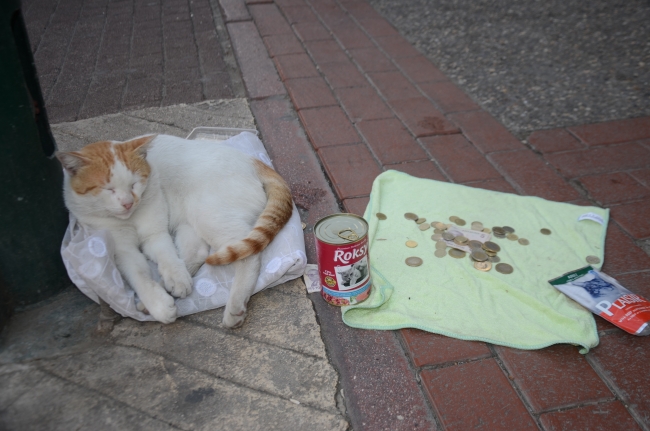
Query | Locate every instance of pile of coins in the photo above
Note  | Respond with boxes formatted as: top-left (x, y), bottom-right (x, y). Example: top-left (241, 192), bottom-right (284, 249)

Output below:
top-left (377, 211), bottom-right (599, 271)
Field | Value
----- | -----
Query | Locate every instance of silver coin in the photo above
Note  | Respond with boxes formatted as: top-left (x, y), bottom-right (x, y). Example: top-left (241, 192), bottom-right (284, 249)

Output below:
top-left (586, 255), bottom-right (601, 265)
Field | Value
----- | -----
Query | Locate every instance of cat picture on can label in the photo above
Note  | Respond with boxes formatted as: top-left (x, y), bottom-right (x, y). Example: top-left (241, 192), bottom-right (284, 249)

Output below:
top-left (334, 257), bottom-right (368, 291)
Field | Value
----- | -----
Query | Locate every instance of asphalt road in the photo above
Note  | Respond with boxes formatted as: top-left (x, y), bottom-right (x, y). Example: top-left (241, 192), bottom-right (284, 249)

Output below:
top-left (368, 0), bottom-right (650, 138)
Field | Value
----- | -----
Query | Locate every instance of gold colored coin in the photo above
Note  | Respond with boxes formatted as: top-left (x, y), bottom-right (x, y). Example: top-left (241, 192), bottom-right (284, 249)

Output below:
top-left (506, 233), bottom-right (519, 241)
top-left (434, 249), bottom-right (447, 258)
top-left (433, 222), bottom-right (447, 230)
top-left (488, 255), bottom-right (501, 263)
top-left (376, 212), bottom-right (387, 220)
top-left (474, 261), bottom-right (492, 272)
top-left (404, 212), bottom-right (418, 220)
top-left (483, 241), bottom-right (501, 252)
top-left (518, 238), bottom-right (530, 245)
top-left (301, 222), bottom-right (307, 230)
top-left (416, 217), bottom-right (426, 224)
top-left (470, 250), bottom-right (489, 262)
top-left (431, 233), bottom-right (443, 241)
top-left (442, 232), bottom-right (455, 241)
top-left (471, 221), bottom-right (484, 231)
top-left (449, 248), bottom-right (466, 259)
top-left (502, 226), bottom-right (515, 233)
top-left (540, 228), bottom-right (552, 235)
top-left (492, 227), bottom-right (506, 235)
top-left (435, 241), bottom-right (448, 250)
top-left (482, 228), bottom-right (492, 234)
top-left (418, 223), bottom-right (430, 231)
top-left (495, 263), bottom-right (514, 274)
top-left (455, 218), bottom-right (467, 226)
top-left (449, 216), bottom-right (459, 222)
top-left (406, 240), bottom-right (418, 248)
top-left (586, 255), bottom-right (601, 264)
top-left (405, 256), bottom-right (423, 267)
top-left (484, 249), bottom-right (497, 257)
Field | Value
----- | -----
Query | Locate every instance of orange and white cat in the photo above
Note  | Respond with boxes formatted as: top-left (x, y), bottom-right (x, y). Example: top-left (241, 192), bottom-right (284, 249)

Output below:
top-left (56, 134), bottom-right (293, 328)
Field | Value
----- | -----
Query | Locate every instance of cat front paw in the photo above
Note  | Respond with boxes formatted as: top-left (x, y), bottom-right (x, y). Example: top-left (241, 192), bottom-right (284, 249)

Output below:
top-left (139, 282), bottom-right (177, 324)
top-left (222, 306), bottom-right (247, 329)
top-left (159, 262), bottom-right (193, 299)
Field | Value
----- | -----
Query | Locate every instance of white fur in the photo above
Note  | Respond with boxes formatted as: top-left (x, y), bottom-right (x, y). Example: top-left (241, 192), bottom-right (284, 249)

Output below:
top-left (62, 135), bottom-right (270, 327)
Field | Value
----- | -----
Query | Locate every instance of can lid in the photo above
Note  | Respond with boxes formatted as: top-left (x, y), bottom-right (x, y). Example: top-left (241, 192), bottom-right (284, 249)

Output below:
top-left (315, 214), bottom-right (368, 244)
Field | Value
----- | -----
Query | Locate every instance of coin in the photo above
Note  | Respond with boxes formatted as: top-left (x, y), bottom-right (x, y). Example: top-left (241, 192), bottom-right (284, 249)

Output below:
top-left (433, 222), bottom-right (447, 230)
top-left (482, 228), bottom-right (492, 234)
top-left (506, 233), bottom-right (519, 241)
top-left (449, 248), bottom-right (466, 259)
top-left (455, 218), bottom-right (467, 226)
top-left (418, 223), bottom-right (430, 231)
top-left (468, 240), bottom-right (483, 250)
top-left (433, 228), bottom-right (443, 235)
top-left (301, 222), bottom-right (306, 230)
top-left (376, 212), bottom-right (387, 220)
top-left (416, 217), bottom-right (426, 224)
top-left (502, 226), bottom-right (515, 233)
top-left (470, 250), bottom-right (489, 262)
top-left (449, 216), bottom-right (459, 222)
top-left (431, 233), bottom-right (443, 241)
top-left (483, 241), bottom-right (501, 252)
top-left (434, 249), bottom-right (447, 258)
top-left (586, 255), bottom-right (601, 264)
top-left (454, 236), bottom-right (469, 245)
top-left (435, 241), bottom-right (447, 250)
top-left (406, 256), bottom-right (423, 267)
top-left (484, 249), bottom-right (497, 257)
top-left (518, 238), bottom-right (530, 246)
top-left (495, 263), bottom-right (514, 274)
top-left (471, 221), bottom-right (484, 231)
top-left (474, 261), bottom-right (492, 272)
top-left (540, 228), bottom-right (552, 235)
top-left (488, 255), bottom-right (501, 263)
top-left (406, 240), bottom-right (418, 248)
top-left (404, 212), bottom-right (418, 220)
top-left (442, 232), bottom-right (455, 241)
top-left (492, 227), bottom-right (506, 235)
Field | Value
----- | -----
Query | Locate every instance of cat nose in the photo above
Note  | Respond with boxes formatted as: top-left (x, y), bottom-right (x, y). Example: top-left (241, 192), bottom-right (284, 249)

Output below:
top-left (123, 202), bottom-right (133, 210)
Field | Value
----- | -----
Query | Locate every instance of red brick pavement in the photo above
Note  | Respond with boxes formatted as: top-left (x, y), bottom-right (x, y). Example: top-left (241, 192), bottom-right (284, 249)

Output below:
top-left (222, 0), bottom-right (650, 430)
top-left (22, 0), bottom-right (239, 123)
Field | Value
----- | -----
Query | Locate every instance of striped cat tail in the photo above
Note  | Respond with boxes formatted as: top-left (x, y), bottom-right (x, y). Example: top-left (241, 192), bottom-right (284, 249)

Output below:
top-left (205, 159), bottom-right (293, 266)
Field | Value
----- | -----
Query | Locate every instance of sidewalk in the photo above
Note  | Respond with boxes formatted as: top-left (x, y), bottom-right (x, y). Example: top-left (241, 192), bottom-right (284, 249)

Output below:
top-left (6, 0), bottom-right (650, 430)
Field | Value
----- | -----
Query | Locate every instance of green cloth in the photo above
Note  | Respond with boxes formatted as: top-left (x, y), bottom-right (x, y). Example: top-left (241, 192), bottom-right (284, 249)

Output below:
top-left (342, 171), bottom-right (608, 352)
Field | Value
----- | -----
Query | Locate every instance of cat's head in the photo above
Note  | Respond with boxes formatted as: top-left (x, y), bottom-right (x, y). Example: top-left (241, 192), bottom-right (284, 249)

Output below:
top-left (56, 135), bottom-right (155, 220)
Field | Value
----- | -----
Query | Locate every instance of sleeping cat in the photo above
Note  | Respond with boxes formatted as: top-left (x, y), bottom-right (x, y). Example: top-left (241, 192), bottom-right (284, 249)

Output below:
top-left (56, 134), bottom-right (293, 328)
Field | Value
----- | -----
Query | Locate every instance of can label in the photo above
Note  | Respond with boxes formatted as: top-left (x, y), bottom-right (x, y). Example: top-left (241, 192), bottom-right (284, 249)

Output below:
top-left (315, 214), bottom-right (372, 306)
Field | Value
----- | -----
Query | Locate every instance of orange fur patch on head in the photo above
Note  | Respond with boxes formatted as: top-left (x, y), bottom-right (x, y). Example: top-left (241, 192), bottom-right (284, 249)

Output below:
top-left (68, 141), bottom-right (114, 195)
top-left (114, 136), bottom-right (155, 179)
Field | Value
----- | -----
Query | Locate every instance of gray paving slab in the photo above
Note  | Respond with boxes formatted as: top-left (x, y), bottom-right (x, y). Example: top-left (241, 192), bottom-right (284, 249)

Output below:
top-left (0, 103), bottom-right (348, 431)
top-left (368, 0), bottom-right (650, 138)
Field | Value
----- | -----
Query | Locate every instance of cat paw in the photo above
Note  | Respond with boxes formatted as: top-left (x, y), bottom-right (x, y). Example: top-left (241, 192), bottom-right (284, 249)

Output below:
top-left (159, 262), bottom-right (193, 298)
top-left (222, 308), bottom-right (247, 329)
top-left (145, 287), bottom-right (178, 324)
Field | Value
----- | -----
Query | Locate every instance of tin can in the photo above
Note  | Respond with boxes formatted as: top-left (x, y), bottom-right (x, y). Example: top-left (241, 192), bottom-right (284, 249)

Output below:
top-left (314, 213), bottom-right (372, 306)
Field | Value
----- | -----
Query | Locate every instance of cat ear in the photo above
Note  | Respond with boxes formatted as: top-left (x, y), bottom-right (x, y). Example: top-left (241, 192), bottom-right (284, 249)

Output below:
top-left (56, 151), bottom-right (90, 175)
top-left (129, 135), bottom-right (157, 158)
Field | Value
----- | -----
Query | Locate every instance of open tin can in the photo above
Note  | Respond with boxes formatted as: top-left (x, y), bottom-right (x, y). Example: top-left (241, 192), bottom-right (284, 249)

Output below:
top-left (314, 213), bottom-right (371, 306)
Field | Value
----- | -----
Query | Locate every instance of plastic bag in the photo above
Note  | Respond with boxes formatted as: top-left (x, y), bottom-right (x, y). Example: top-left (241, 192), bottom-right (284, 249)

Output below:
top-left (549, 266), bottom-right (650, 335)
